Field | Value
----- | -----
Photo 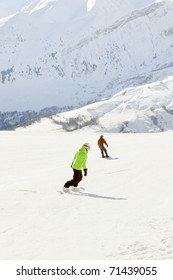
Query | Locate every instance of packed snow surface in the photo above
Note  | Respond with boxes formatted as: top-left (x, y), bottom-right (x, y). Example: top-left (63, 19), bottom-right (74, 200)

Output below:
top-left (0, 123), bottom-right (173, 259)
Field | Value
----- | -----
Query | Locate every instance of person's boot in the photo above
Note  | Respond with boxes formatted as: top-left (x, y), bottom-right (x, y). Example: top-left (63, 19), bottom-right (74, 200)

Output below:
top-left (63, 181), bottom-right (71, 192)
top-left (63, 186), bottom-right (70, 193)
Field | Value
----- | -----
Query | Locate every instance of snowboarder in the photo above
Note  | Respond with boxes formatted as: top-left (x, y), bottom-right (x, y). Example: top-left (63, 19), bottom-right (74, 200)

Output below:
top-left (63, 143), bottom-right (90, 192)
top-left (97, 135), bottom-right (109, 158)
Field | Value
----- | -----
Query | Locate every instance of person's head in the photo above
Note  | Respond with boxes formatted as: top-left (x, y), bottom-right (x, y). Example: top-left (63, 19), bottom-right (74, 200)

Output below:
top-left (100, 135), bottom-right (103, 138)
top-left (83, 143), bottom-right (90, 152)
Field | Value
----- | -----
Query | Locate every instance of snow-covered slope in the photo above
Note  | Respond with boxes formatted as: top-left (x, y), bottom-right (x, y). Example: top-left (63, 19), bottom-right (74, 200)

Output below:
top-left (0, 0), bottom-right (32, 18)
top-left (0, 0), bottom-right (173, 113)
top-left (0, 127), bottom-right (173, 259)
top-left (33, 75), bottom-right (173, 133)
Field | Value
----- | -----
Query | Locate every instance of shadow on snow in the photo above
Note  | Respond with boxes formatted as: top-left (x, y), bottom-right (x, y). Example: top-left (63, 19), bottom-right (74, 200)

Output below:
top-left (70, 192), bottom-right (127, 201)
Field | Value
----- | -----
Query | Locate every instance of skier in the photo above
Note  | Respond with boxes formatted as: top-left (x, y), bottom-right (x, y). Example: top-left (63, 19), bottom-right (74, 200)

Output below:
top-left (97, 135), bottom-right (109, 158)
top-left (63, 143), bottom-right (90, 192)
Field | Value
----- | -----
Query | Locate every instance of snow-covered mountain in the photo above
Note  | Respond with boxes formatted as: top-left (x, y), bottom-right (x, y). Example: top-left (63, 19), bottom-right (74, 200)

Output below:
top-left (0, 0), bottom-right (173, 131)
top-left (19, 74), bottom-right (172, 133)
top-left (49, 75), bottom-right (173, 133)
top-left (0, 0), bottom-right (32, 18)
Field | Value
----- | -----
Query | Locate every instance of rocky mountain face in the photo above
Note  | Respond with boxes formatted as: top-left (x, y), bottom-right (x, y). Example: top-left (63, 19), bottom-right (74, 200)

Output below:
top-left (0, 0), bottom-right (173, 130)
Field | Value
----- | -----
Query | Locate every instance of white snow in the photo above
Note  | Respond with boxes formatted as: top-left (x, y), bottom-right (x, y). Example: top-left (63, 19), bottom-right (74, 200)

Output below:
top-left (0, 0), bottom-right (32, 18)
top-left (0, 122), bottom-right (173, 259)
top-left (51, 75), bottom-right (173, 133)
top-left (87, 0), bottom-right (96, 12)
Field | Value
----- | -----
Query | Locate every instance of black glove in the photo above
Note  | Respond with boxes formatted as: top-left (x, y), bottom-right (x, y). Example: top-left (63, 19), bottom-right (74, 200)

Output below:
top-left (83, 169), bottom-right (87, 176)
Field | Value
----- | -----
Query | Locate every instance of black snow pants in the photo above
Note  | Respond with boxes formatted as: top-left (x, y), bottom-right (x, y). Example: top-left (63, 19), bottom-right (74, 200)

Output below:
top-left (64, 169), bottom-right (83, 188)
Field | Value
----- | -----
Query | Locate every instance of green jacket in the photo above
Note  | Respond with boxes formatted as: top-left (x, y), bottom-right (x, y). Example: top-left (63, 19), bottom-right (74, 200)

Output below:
top-left (72, 146), bottom-right (88, 170)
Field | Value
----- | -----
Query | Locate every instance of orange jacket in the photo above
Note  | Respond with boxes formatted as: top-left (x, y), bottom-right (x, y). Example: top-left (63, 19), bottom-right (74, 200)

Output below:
top-left (98, 137), bottom-right (108, 148)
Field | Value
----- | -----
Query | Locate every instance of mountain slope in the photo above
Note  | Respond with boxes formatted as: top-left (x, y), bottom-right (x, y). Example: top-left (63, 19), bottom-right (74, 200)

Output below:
top-left (30, 75), bottom-right (172, 133)
top-left (0, 0), bottom-right (173, 113)
top-left (1, 127), bottom-right (173, 259)
top-left (0, 0), bottom-right (32, 18)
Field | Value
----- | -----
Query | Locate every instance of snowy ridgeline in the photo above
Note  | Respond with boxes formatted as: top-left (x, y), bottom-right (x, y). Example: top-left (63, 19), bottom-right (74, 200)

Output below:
top-left (1, 75), bottom-right (173, 132)
top-left (50, 76), bottom-right (173, 133)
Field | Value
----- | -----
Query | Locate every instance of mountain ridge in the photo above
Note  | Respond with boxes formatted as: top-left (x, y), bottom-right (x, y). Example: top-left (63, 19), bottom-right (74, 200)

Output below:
top-left (1, 0), bottom-right (173, 131)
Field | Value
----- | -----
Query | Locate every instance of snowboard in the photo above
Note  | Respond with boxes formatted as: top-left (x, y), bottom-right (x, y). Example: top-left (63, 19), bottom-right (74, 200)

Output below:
top-left (57, 187), bottom-right (85, 195)
top-left (101, 156), bottom-right (119, 160)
